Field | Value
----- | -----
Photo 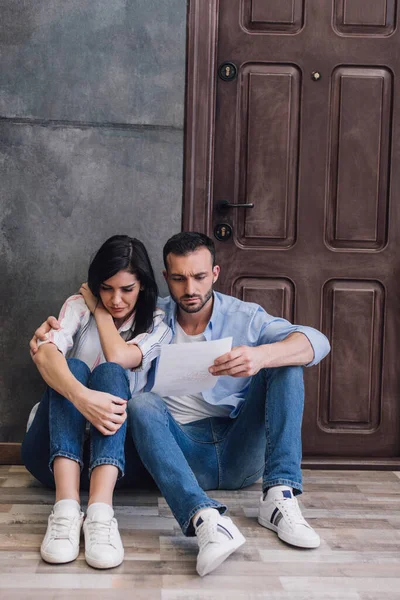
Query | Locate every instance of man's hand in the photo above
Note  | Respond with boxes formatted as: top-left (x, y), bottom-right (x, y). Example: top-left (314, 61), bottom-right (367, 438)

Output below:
top-left (209, 345), bottom-right (267, 378)
top-left (74, 389), bottom-right (128, 436)
top-left (29, 316), bottom-right (61, 357)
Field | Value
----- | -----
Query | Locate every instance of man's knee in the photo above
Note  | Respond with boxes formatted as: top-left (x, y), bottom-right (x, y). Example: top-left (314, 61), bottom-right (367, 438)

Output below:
top-left (128, 393), bottom-right (167, 427)
top-left (264, 365), bottom-right (304, 383)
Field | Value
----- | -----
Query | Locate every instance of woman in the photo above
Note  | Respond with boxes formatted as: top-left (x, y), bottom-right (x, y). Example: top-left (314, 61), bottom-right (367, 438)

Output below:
top-left (21, 235), bottom-right (172, 569)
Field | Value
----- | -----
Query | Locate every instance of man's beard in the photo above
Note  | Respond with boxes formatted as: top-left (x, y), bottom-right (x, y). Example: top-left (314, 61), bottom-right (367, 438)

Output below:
top-left (171, 286), bottom-right (213, 314)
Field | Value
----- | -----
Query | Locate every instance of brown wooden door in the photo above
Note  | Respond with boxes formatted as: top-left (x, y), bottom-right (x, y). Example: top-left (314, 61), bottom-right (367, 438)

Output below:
top-left (184, 0), bottom-right (400, 465)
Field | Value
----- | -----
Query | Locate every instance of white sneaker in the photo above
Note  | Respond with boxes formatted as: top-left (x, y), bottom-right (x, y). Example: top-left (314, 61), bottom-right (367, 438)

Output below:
top-left (83, 503), bottom-right (124, 569)
top-left (258, 485), bottom-right (320, 548)
top-left (40, 499), bottom-right (83, 564)
top-left (195, 508), bottom-right (246, 577)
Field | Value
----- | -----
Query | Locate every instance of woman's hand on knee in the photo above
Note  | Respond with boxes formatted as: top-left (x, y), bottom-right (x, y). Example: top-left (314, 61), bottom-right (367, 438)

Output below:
top-left (75, 390), bottom-right (127, 436)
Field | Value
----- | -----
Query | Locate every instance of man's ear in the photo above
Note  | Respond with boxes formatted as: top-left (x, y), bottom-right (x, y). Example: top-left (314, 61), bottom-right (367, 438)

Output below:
top-left (212, 265), bottom-right (220, 284)
top-left (163, 269), bottom-right (168, 281)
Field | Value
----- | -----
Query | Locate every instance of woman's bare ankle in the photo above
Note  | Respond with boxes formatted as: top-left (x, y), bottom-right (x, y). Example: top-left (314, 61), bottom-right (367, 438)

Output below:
top-left (55, 492), bottom-right (80, 504)
top-left (88, 464), bottom-right (118, 507)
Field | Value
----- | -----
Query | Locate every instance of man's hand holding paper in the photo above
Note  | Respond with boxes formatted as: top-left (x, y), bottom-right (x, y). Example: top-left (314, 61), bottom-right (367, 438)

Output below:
top-left (209, 345), bottom-right (267, 378)
top-left (152, 337), bottom-right (233, 397)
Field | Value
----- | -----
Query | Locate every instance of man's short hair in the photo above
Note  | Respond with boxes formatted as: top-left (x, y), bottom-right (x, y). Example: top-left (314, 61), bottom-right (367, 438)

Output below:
top-left (163, 232), bottom-right (216, 269)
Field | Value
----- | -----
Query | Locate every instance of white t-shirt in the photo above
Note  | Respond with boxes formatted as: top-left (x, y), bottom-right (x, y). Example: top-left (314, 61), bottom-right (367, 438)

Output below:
top-left (164, 322), bottom-right (231, 424)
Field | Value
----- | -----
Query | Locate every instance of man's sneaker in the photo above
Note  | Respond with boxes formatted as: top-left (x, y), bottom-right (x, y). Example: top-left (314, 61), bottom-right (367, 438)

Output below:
top-left (83, 503), bottom-right (124, 569)
top-left (40, 499), bottom-right (83, 564)
top-left (258, 485), bottom-right (320, 549)
top-left (194, 508), bottom-right (246, 576)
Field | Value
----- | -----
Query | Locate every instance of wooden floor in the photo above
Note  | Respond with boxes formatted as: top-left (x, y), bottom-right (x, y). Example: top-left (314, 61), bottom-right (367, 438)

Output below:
top-left (1, 467), bottom-right (400, 599)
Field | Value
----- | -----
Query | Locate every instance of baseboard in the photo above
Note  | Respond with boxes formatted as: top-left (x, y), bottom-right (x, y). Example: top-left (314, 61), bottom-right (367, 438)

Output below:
top-left (1, 444), bottom-right (400, 470)
top-left (0, 443), bottom-right (23, 465)
top-left (302, 456), bottom-right (400, 470)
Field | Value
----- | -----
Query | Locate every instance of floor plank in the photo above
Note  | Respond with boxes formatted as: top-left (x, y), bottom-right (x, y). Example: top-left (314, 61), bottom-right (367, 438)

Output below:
top-left (0, 468), bottom-right (400, 599)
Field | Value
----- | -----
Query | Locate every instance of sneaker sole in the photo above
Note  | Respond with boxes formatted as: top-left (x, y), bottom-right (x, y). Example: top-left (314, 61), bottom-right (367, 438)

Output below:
top-left (40, 547), bottom-right (80, 564)
top-left (258, 516), bottom-right (320, 549)
top-left (85, 553), bottom-right (124, 570)
top-left (197, 533), bottom-right (246, 577)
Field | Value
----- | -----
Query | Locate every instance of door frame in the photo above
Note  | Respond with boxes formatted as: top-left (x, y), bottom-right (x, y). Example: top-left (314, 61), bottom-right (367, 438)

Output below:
top-left (183, 0), bottom-right (400, 470)
top-left (183, 0), bottom-right (219, 233)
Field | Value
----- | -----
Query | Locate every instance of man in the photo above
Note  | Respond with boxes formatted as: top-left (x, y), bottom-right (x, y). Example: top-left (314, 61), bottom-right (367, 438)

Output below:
top-left (30, 232), bottom-right (330, 577)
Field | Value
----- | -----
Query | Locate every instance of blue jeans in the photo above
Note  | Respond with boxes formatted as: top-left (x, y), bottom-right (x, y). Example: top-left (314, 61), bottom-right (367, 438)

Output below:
top-left (128, 366), bottom-right (304, 536)
top-left (22, 358), bottom-right (152, 488)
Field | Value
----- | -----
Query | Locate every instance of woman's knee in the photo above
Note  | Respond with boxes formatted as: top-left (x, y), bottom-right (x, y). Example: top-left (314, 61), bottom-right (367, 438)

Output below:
top-left (89, 362), bottom-right (130, 398)
top-left (66, 358), bottom-right (91, 384)
top-left (91, 361), bottom-right (126, 379)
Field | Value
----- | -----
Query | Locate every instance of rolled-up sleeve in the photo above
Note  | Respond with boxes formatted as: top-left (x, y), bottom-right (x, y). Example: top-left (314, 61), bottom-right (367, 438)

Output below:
top-left (254, 308), bottom-right (331, 367)
top-left (37, 295), bottom-right (89, 356)
top-left (127, 310), bottom-right (173, 373)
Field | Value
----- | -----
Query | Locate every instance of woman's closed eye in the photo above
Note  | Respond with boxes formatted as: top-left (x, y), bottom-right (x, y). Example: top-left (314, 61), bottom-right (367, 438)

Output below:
top-left (100, 285), bottom-right (136, 293)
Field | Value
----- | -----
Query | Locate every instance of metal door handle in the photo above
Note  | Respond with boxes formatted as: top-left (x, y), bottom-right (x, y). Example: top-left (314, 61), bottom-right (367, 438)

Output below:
top-left (217, 200), bottom-right (254, 212)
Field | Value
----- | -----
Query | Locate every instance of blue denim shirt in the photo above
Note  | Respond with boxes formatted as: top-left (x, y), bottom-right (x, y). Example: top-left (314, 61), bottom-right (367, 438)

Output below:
top-left (149, 292), bottom-right (330, 416)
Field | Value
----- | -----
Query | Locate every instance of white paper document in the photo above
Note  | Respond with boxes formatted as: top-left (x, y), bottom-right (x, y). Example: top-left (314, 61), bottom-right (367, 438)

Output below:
top-left (152, 337), bottom-right (233, 397)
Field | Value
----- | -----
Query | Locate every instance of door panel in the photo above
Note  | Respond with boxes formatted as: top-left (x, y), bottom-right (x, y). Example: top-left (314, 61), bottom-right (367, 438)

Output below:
top-left (242, 0), bottom-right (304, 33)
top-left (232, 278), bottom-right (295, 322)
top-left (320, 280), bottom-right (384, 433)
top-left (184, 0), bottom-right (400, 463)
top-left (334, 0), bottom-right (396, 35)
top-left (327, 67), bottom-right (392, 250)
top-left (236, 65), bottom-right (300, 246)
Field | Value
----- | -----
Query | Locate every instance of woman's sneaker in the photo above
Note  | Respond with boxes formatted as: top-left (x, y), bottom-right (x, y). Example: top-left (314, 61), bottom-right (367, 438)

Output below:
top-left (194, 508), bottom-right (246, 576)
top-left (41, 499), bottom-right (84, 564)
top-left (83, 503), bottom-right (124, 569)
top-left (258, 485), bottom-right (320, 548)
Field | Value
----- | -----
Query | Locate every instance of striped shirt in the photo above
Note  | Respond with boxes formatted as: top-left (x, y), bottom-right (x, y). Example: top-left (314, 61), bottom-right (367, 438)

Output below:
top-left (38, 294), bottom-right (172, 395)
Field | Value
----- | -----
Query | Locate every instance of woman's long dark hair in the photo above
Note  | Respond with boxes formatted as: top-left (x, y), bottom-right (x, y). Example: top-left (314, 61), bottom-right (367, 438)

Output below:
top-left (88, 235), bottom-right (158, 338)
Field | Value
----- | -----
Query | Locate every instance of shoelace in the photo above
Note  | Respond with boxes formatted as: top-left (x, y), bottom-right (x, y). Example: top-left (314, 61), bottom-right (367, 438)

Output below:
top-left (87, 518), bottom-right (116, 546)
top-left (196, 519), bottom-right (219, 550)
top-left (50, 514), bottom-right (77, 540)
top-left (278, 497), bottom-right (307, 526)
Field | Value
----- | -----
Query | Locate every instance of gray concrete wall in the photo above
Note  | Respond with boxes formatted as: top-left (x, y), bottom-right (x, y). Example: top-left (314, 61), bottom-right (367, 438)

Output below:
top-left (0, 0), bottom-right (186, 442)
